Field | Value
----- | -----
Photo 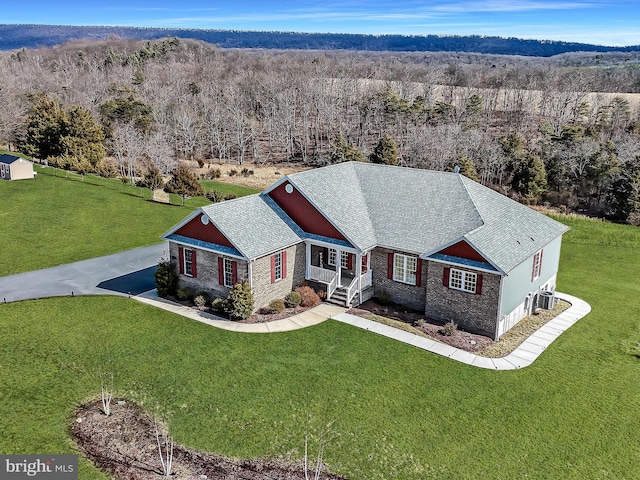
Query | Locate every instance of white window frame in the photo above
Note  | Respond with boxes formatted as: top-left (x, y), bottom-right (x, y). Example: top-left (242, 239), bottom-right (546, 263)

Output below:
top-left (327, 249), bottom-right (349, 269)
top-left (449, 268), bottom-right (477, 293)
top-left (532, 250), bottom-right (543, 280)
top-left (393, 253), bottom-right (418, 285)
top-left (273, 251), bottom-right (283, 282)
top-left (223, 258), bottom-right (234, 287)
top-left (327, 249), bottom-right (337, 266)
top-left (183, 248), bottom-right (194, 277)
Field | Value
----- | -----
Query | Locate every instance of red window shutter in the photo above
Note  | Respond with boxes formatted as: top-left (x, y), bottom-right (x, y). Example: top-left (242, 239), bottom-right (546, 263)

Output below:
top-left (416, 259), bottom-right (423, 287)
top-left (443, 267), bottom-right (450, 287)
top-left (539, 249), bottom-right (544, 274)
top-left (178, 247), bottom-right (184, 274)
top-left (270, 255), bottom-right (276, 284)
top-left (347, 253), bottom-right (353, 270)
top-left (476, 274), bottom-right (483, 295)
top-left (191, 250), bottom-right (197, 278)
top-left (387, 253), bottom-right (394, 279)
top-left (282, 251), bottom-right (287, 279)
top-left (232, 261), bottom-right (238, 285)
top-left (218, 257), bottom-right (224, 285)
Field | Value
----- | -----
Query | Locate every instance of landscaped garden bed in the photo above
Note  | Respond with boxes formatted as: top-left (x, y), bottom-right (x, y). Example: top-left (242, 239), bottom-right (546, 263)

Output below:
top-left (348, 298), bottom-right (570, 357)
top-left (72, 398), bottom-right (346, 480)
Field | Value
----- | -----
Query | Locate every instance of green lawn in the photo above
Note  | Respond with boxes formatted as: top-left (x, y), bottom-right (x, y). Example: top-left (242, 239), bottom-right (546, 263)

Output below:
top-left (0, 165), bottom-right (259, 276)
top-left (1, 216), bottom-right (640, 479)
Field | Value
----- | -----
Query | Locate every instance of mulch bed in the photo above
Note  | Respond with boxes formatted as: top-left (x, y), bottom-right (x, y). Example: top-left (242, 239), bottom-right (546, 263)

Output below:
top-left (348, 299), bottom-right (494, 352)
top-left (348, 298), bottom-right (571, 357)
top-left (71, 399), bottom-right (346, 480)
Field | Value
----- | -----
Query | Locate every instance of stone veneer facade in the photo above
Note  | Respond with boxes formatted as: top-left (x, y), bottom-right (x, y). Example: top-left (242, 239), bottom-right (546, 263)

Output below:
top-left (370, 247), bottom-right (427, 312)
top-left (250, 242), bottom-right (306, 310)
top-left (424, 261), bottom-right (501, 338)
top-left (169, 242), bottom-right (248, 301)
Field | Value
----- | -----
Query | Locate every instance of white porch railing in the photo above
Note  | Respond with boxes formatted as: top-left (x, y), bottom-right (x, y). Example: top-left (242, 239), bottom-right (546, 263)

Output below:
top-left (309, 265), bottom-right (339, 300)
top-left (327, 275), bottom-right (338, 301)
top-left (346, 270), bottom-right (373, 306)
top-left (308, 265), bottom-right (337, 283)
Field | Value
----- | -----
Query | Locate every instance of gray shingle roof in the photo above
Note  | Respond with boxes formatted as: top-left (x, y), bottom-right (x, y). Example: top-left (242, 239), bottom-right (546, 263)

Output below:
top-left (460, 177), bottom-right (569, 272)
top-left (200, 194), bottom-right (301, 260)
top-left (165, 162), bottom-right (568, 273)
top-left (284, 162), bottom-right (567, 273)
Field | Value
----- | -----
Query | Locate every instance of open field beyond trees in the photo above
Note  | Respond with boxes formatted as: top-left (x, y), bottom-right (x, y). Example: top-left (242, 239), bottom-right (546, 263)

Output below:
top-left (1, 209), bottom-right (640, 478)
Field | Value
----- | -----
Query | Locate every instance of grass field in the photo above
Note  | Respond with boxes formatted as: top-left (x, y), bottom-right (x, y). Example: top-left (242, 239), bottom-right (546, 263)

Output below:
top-left (1, 216), bottom-right (640, 479)
top-left (0, 165), bottom-right (259, 276)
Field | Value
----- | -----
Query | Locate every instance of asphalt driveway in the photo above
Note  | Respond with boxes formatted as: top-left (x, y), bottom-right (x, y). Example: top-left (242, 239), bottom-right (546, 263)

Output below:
top-left (0, 243), bottom-right (167, 303)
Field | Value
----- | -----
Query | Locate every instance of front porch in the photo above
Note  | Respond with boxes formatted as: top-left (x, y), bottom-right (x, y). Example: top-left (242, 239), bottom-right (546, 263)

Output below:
top-left (305, 243), bottom-right (373, 306)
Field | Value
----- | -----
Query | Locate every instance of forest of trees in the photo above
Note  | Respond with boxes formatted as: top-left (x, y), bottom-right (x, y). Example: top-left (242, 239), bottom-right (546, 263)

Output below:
top-left (0, 37), bottom-right (639, 224)
top-left (2, 24), bottom-right (640, 56)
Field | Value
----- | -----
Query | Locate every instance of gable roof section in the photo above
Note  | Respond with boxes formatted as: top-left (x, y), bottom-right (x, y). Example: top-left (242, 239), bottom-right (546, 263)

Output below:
top-left (164, 194), bottom-right (301, 260)
top-left (163, 162), bottom-right (569, 273)
top-left (0, 154), bottom-right (21, 165)
top-left (279, 163), bottom-right (377, 250)
top-left (276, 162), bottom-right (567, 273)
top-left (460, 177), bottom-right (569, 273)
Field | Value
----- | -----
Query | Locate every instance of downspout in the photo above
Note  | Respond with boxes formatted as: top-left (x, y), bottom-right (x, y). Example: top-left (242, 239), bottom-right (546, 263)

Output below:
top-left (248, 259), bottom-right (253, 289)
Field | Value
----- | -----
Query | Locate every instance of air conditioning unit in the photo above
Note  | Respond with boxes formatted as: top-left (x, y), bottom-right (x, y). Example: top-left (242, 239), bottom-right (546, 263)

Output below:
top-left (538, 291), bottom-right (555, 310)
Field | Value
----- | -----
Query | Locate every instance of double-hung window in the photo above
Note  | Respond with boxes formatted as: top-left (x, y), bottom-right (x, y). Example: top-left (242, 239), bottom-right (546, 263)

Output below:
top-left (273, 251), bottom-right (283, 282)
top-left (393, 253), bottom-right (418, 285)
top-left (184, 249), bottom-right (194, 276)
top-left (449, 268), bottom-right (477, 293)
top-left (223, 258), bottom-right (234, 287)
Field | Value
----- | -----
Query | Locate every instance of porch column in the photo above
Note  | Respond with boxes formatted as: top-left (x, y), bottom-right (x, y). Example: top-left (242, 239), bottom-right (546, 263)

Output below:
top-left (356, 252), bottom-right (362, 301)
top-left (335, 248), bottom-right (341, 286)
top-left (305, 242), bottom-right (311, 280)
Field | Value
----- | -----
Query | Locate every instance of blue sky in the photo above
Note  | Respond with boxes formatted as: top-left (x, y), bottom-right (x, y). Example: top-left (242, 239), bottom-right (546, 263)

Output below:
top-left (4, 1), bottom-right (640, 47)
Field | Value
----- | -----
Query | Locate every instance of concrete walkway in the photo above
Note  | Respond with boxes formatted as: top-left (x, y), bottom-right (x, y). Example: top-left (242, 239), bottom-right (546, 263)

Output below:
top-left (134, 289), bottom-right (347, 332)
top-left (134, 289), bottom-right (590, 370)
top-left (0, 243), bottom-right (590, 370)
top-left (331, 292), bottom-right (591, 370)
top-left (0, 244), bottom-right (167, 303)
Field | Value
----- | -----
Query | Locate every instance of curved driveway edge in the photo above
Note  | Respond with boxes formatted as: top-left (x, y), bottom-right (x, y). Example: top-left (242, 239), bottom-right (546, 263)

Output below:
top-left (331, 292), bottom-right (591, 370)
top-left (0, 243), bottom-right (167, 303)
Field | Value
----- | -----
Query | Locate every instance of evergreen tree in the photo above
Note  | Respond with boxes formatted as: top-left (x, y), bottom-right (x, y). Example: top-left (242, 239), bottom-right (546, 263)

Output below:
top-left (369, 134), bottom-right (398, 165)
top-left (608, 156), bottom-right (640, 225)
top-left (511, 154), bottom-right (548, 203)
top-left (225, 280), bottom-right (254, 320)
top-left (137, 166), bottom-right (165, 191)
top-left (61, 105), bottom-right (106, 168)
top-left (20, 93), bottom-right (67, 159)
top-left (164, 164), bottom-right (204, 206)
top-left (454, 155), bottom-right (479, 182)
top-left (100, 87), bottom-right (153, 136)
top-left (20, 94), bottom-right (105, 169)
top-left (330, 133), bottom-right (364, 163)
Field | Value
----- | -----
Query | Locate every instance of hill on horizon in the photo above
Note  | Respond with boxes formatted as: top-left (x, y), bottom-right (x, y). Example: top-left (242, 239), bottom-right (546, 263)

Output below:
top-left (1, 24), bottom-right (640, 57)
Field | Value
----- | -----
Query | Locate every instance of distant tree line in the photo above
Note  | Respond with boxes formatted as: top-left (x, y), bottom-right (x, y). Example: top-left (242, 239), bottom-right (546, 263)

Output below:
top-left (1, 24), bottom-right (640, 56)
top-left (0, 37), bottom-right (639, 224)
